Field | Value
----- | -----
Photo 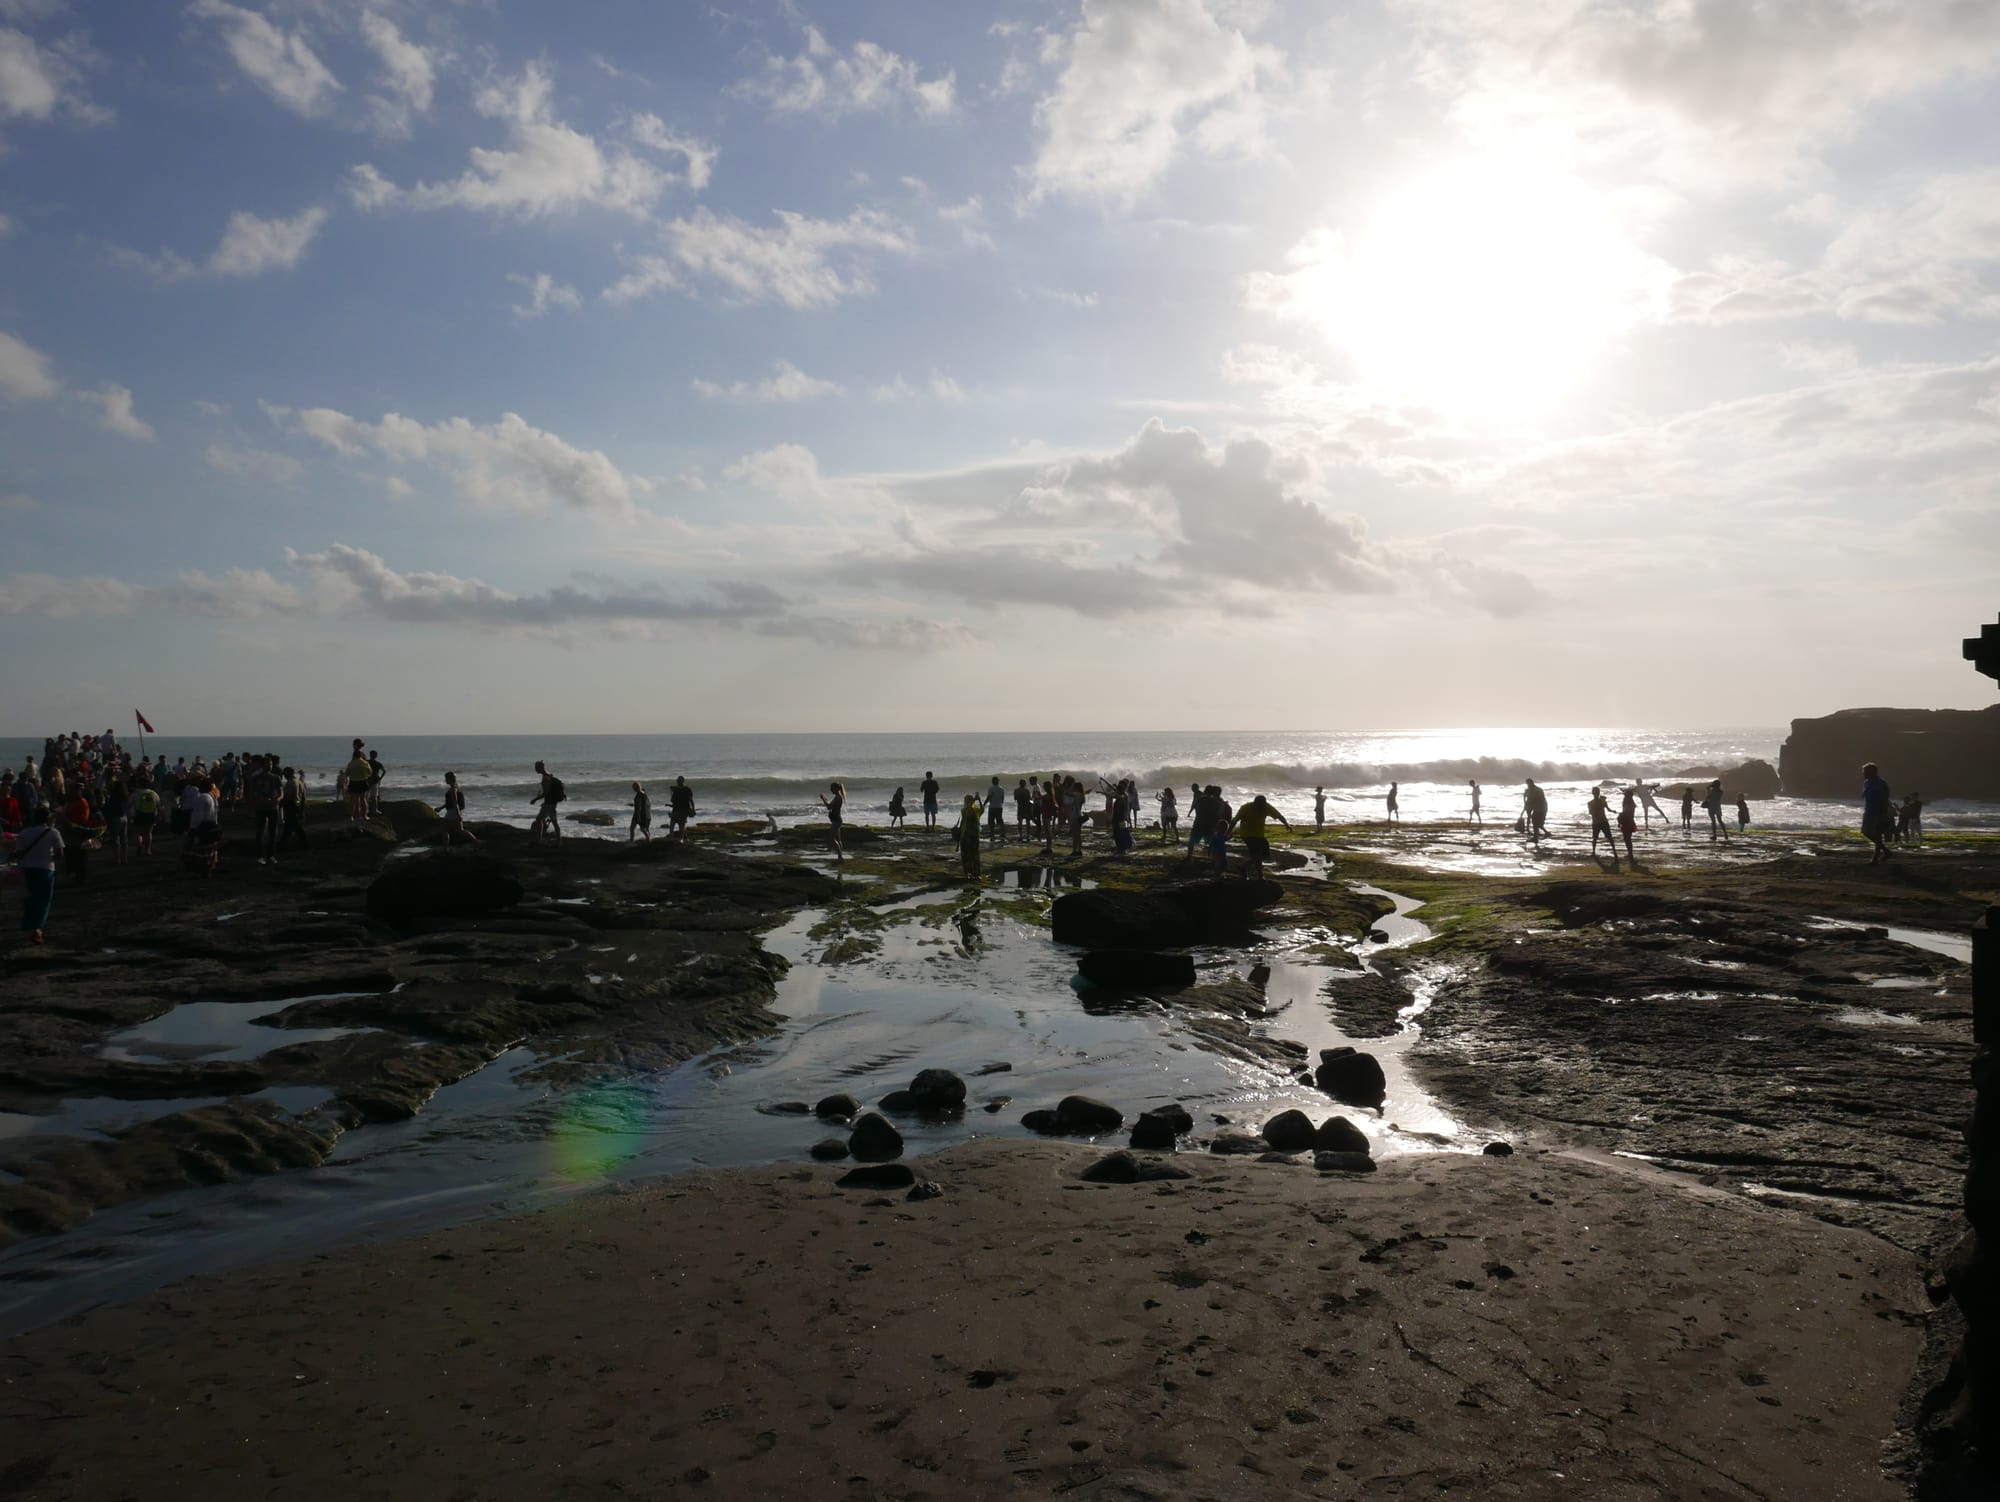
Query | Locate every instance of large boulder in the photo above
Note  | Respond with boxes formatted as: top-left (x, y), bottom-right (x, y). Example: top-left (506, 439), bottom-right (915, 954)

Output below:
top-left (1315, 1047), bottom-right (1387, 1110)
top-left (1129, 1103), bottom-right (1194, 1150)
top-left (1314, 1116), bottom-right (1371, 1155)
top-left (1778, 705), bottom-right (2000, 799)
top-left (366, 856), bottom-right (522, 926)
top-left (1262, 1109), bottom-right (1318, 1153)
top-left (837, 1163), bottom-right (915, 1189)
top-left (1667, 758), bottom-right (1780, 800)
top-left (1078, 951), bottom-right (1197, 989)
top-left (1051, 879), bottom-right (1285, 951)
top-left (848, 1113), bottom-right (904, 1162)
top-left (907, 1069), bottom-right (967, 1112)
top-left (1024, 1097), bottom-right (1125, 1136)
top-left (815, 1093), bottom-right (861, 1121)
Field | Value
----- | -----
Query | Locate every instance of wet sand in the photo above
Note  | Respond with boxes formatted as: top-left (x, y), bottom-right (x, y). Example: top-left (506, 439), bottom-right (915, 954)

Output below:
top-left (0, 1138), bottom-right (1921, 1502)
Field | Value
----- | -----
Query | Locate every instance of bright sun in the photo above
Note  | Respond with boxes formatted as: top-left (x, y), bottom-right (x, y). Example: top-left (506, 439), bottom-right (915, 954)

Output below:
top-left (1297, 161), bottom-right (1662, 420)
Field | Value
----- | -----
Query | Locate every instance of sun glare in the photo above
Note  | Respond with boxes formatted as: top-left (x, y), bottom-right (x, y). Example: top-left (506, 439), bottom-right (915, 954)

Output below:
top-left (1305, 162), bottom-right (1663, 420)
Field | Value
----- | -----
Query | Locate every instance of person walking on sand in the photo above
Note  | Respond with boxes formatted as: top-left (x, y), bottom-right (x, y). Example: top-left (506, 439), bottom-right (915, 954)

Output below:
top-left (1735, 792), bottom-right (1751, 834)
top-left (888, 787), bottom-right (907, 828)
top-left (629, 781), bottom-right (651, 842)
top-left (953, 792), bottom-right (983, 880)
top-left (819, 781), bottom-right (846, 863)
top-left (920, 771), bottom-right (940, 831)
top-left (1588, 787), bottom-right (1615, 856)
top-left (1469, 779), bottom-right (1482, 826)
top-left (1385, 781), bottom-right (1399, 823)
top-left (1158, 784), bottom-right (1178, 844)
top-left (343, 740), bottom-right (373, 823)
top-left (1617, 790), bottom-right (1638, 867)
top-left (1703, 779), bottom-right (1730, 842)
top-left (1230, 794), bottom-right (1291, 880)
top-left (1313, 785), bottom-right (1327, 830)
top-left (1680, 785), bottom-right (1695, 833)
top-left (440, 771), bottom-right (474, 848)
top-left (1861, 763), bottom-right (1893, 864)
top-left (529, 761), bottom-right (564, 842)
top-left (11, 806), bottom-right (60, 945)
top-left (669, 776), bottom-right (694, 836)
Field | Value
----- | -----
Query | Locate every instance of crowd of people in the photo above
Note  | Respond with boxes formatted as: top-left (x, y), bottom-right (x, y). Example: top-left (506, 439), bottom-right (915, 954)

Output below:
top-left (4, 730), bottom-right (1938, 944)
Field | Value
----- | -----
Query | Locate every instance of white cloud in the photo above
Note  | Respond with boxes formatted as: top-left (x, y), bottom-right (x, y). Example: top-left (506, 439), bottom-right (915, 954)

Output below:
top-left (165, 567), bottom-right (303, 617)
top-left (508, 271), bottom-right (581, 319)
top-left (871, 372), bottom-right (966, 404)
top-left (0, 25), bottom-right (58, 119)
top-left (191, 0), bottom-right (340, 118)
top-left (119, 204), bottom-right (328, 281)
top-left (628, 112), bottom-right (715, 191)
top-left (0, 327), bottom-right (58, 400)
top-left (0, 572), bottom-right (145, 617)
top-left (88, 384), bottom-right (154, 441)
top-left (359, 11), bottom-right (435, 137)
top-left (738, 25), bottom-right (955, 118)
top-left (269, 402), bottom-right (640, 518)
top-left (0, 212), bottom-right (11, 237)
top-left (1031, 0), bottom-right (1271, 204)
top-left (693, 359), bottom-right (842, 403)
top-left (207, 442), bottom-right (303, 485)
top-left (351, 63), bottom-right (665, 219)
top-left (605, 207), bottom-right (913, 309)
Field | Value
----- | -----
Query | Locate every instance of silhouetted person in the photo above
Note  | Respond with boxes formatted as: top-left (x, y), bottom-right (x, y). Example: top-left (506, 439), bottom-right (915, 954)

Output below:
top-left (1522, 779), bottom-right (1548, 841)
top-left (1588, 787), bottom-right (1614, 854)
top-left (1385, 781), bottom-right (1399, 823)
top-left (1157, 784), bottom-right (1178, 843)
top-left (1618, 789), bottom-right (1637, 865)
top-left (920, 771), bottom-right (940, 830)
top-left (1861, 762), bottom-right (1892, 863)
top-left (819, 781), bottom-right (846, 863)
top-left (1735, 793), bottom-right (1750, 833)
top-left (954, 793), bottom-right (982, 880)
top-left (888, 787), bottom-right (906, 827)
top-left (1313, 785), bottom-right (1327, 829)
top-left (1468, 779), bottom-right (1482, 826)
top-left (1680, 785), bottom-right (1694, 832)
top-left (1230, 794), bottom-right (1291, 880)
top-left (1703, 779), bottom-right (1730, 842)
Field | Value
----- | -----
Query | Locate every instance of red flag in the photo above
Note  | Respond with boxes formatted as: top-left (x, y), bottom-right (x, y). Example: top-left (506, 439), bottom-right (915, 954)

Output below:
top-left (135, 709), bottom-right (155, 734)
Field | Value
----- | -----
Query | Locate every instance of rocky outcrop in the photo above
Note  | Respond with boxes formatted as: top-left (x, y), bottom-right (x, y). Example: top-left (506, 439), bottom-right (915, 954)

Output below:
top-left (1315, 1047), bottom-right (1387, 1110)
top-left (1261, 1109), bottom-right (1317, 1153)
top-left (1778, 705), bottom-right (2000, 799)
top-left (1051, 880), bottom-right (1284, 950)
top-left (1129, 1104), bottom-right (1193, 1150)
top-left (1077, 951), bottom-right (1197, 989)
top-left (366, 855), bottom-right (523, 926)
top-left (1667, 758), bottom-right (1781, 799)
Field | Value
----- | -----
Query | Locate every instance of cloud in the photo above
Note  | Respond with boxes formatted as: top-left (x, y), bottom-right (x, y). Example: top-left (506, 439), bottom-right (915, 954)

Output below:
top-left (693, 359), bottom-right (842, 403)
top-left (871, 371), bottom-right (966, 403)
top-left (604, 206), bottom-right (913, 309)
top-left (191, 0), bottom-right (340, 118)
top-left (118, 204), bottom-right (329, 281)
top-left (268, 402), bottom-right (640, 518)
top-left (1031, 0), bottom-right (1271, 204)
top-left (724, 442), bottom-right (887, 510)
top-left (508, 271), bottom-right (581, 319)
top-left (87, 384), bottom-right (154, 441)
top-left (351, 63), bottom-right (665, 218)
top-left (628, 111), bottom-right (715, 190)
top-left (738, 25), bottom-right (955, 118)
top-left (0, 22), bottom-right (102, 126)
top-left (0, 327), bottom-right (59, 399)
top-left (207, 441), bottom-right (303, 485)
top-left (359, 10), bottom-right (434, 136)
top-left (164, 566), bottom-right (303, 617)
top-left (0, 572), bottom-right (145, 617)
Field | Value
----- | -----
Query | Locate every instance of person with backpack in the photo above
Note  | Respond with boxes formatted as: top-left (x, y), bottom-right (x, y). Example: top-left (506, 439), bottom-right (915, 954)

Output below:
top-left (530, 761), bottom-right (565, 841)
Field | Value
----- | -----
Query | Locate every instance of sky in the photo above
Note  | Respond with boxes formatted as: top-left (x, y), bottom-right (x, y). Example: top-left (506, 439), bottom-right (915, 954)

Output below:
top-left (1, 0), bottom-right (1997, 735)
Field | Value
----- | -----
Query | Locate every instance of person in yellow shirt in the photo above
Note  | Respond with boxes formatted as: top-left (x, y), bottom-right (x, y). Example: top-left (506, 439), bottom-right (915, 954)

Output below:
top-left (1228, 794), bottom-right (1291, 880)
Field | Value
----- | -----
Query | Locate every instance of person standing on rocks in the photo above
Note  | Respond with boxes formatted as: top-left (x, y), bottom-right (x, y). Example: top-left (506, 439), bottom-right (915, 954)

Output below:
top-left (1617, 790), bottom-right (1638, 867)
top-left (1704, 779), bottom-right (1731, 843)
top-left (247, 754), bottom-right (282, 865)
top-left (1900, 791), bottom-right (1924, 845)
top-left (1109, 780), bottom-right (1135, 856)
top-left (130, 781), bottom-right (159, 856)
top-left (342, 740), bottom-right (373, 824)
top-left (1314, 785), bottom-right (1327, 829)
top-left (1064, 776), bottom-right (1088, 858)
top-left (1735, 792), bottom-right (1751, 834)
top-left (1588, 787), bottom-right (1615, 856)
top-left (629, 781), bottom-right (651, 842)
top-left (1158, 784), bottom-right (1178, 844)
top-left (888, 787), bottom-right (907, 828)
top-left (920, 771), bottom-right (940, 831)
top-left (819, 781), bottom-right (845, 863)
top-left (1636, 780), bottom-right (1669, 827)
top-left (1229, 794), bottom-right (1291, 880)
top-left (953, 792), bottom-right (983, 880)
top-left (529, 761), bottom-right (564, 842)
top-left (669, 776), bottom-right (694, 836)
top-left (1680, 784), bottom-right (1695, 833)
top-left (276, 767), bottom-right (309, 855)
top-left (366, 750), bottom-right (387, 817)
top-left (1469, 779), bottom-right (1482, 826)
top-left (1521, 779), bottom-right (1549, 842)
top-left (1861, 762), bottom-right (1893, 863)
top-left (986, 775), bottom-right (1006, 845)
top-left (11, 805), bottom-right (60, 945)
top-left (440, 771), bottom-right (473, 848)
top-left (1385, 781), bottom-right (1400, 823)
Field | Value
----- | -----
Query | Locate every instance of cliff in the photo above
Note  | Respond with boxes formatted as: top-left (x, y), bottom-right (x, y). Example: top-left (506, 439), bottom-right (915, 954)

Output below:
top-left (1778, 705), bottom-right (2000, 799)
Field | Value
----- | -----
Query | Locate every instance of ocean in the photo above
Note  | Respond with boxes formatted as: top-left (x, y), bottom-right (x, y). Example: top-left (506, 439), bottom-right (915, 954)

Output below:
top-left (15, 727), bottom-right (1997, 833)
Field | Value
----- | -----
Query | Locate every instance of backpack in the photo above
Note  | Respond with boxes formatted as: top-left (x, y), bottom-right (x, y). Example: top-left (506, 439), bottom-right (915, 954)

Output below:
top-left (546, 776), bottom-right (566, 803)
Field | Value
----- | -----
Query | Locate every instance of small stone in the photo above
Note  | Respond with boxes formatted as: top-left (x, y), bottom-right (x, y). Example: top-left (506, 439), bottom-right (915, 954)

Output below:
top-left (761, 1101), bottom-right (812, 1115)
top-left (809, 1137), bottom-right (851, 1161)
top-left (837, 1163), bottom-right (916, 1190)
top-left (815, 1093), bottom-right (862, 1120)
top-left (848, 1113), bottom-right (904, 1162)
top-left (906, 1181), bottom-right (945, 1202)
top-left (972, 1062), bottom-right (1013, 1077)
top-left (1262, 1109), bottom-right (1318, 1153)
top-left (1314, 1116), bottom-right (1370, 1155)
top-left (1482, 1140), bottom-right (1514, 1157)
top-left (1314, 1150), bottom-right (1377, 1174)
top-left (983, 1095), bottom-right (1011, 1114)
top-left (1208, 1131), bottom-right (1267, 1156)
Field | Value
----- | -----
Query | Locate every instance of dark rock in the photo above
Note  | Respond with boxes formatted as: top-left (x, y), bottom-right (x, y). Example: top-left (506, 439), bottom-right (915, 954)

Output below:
top-left (1314, 1116), bottom-right (1371, 1155)
top-left (1262, 1109), bottom-right (1318, 1153)
top-left (1056, 1095), bottom-right (1124, 1134)
top-left (1315, 1047), bottom-right (1387, 1109)
top-left (877, 1090), bottom-right (920, 1113)
top-left (1078, 950), bottom-right (1197, 989)
top-left (837, 1163), bottom-right (915, 1189)
top-left (762, 1101), bottom-right (812, 1115)
top-left (1314, 1151), bottom-right (1377, 1174)
top-left (1051, 879), bottom-right (1284, 950)
top-left (906, 1181), bottom-right (945, 1202)
top-left (1129, 1103), bottom-right (1194, 1151)
top-left (1368, 930), bottom-right (1390, 944)
top-left (972, 1062), bottom-right (1013, 1076)
top-left (1209, 1130), bottom-right (1266, 1156)
top-left (1257, 1151), bottom-right (1303, 1164)
top-left (815, 1093), bottom-right (861, 1120)
top-left (1147, 1103), bottom-right (1195, 1134)
top-left (365, 856), bottom-right (523, 926)
top-left (1081, 1150), bottom-right (1193, 1184)
top-left (1778, 705), bottom-right (2000, 798)
top-left (1022, 1109), bottom-right (1062, 1133)
top-left (848, 1113), bottom-right (904, 1162)
top-left (809, 1137), bottom-right (851, 1161)
top-left (983, 1096), bottom-right (1011, 1113)
top-left (1666, 757), bottom-right (1780, 800)
top-left (908, 1068), bottom-right (967, 1110)
top-left (1482, 1140), bottom-right (1515, 1158)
